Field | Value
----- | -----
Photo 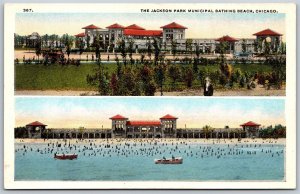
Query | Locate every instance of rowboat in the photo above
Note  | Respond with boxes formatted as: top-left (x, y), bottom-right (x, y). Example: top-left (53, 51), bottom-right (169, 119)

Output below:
top-left (154, 157), bottom-right (183, 164)
top-left (54, 153), bottom-right (78, 160)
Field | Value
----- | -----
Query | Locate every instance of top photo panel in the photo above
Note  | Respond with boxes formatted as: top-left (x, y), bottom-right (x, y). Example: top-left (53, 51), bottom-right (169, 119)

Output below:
top-left (14, 5), bottom-right (288, 96)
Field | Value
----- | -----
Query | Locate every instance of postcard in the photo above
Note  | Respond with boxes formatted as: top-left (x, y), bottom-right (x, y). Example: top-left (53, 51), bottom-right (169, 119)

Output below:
top-left (4, 3), bottom-right (296, 189)
top-left (9, 3), bottom-right (292, 96)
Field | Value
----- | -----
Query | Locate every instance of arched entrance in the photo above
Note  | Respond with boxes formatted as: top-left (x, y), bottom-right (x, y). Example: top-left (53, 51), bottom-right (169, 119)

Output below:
top-left (82, 133), bottom-right (88, 139)
top-left (89, 133), bottom-right (95, 138)
top-left (95, 133), bottom-right (100, 138)
top-left (71, 133), bottom-right (77, 138)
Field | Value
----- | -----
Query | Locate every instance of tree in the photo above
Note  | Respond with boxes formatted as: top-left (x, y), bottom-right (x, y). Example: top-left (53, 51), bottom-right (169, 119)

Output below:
top-left (195, 43), bottom-right (201, 59)
top-left (93, 35), bottom-right (101, 61)
top-left (118, 68), bottom-right (137, 95)
top-left (42, 34), bottom-right (49, 47)
top-left (127, 38), bottom-right (135, 66)
top-left (267, 55), bottom-right (286, 89)
top-left (86, 66), bottom-right (110, 95)
top-left (202, 125), bottom-right (213, 139)
top-left (218, 41), bottom-right (228, 64)
top-left (253, 40), bottom-right (258, 53)
top-left (146, 38), bottom-right (152, 60)
top-left (35, 38), bottom-right (42, 62)
top-left (192, 57), bottom-right (199, 74)
top-left (219, 63), bottom-right (233, 86)
top-left (78, 38), bottom-right (85, 60)
top-left (140, 51), bottom-right (145, 64)
top-left (152, 38), bottom-right (161, 65)
top-left (61, 34), bottom-right (74, 60)
top-left (154, 64), bottom-right (166, 96)
top-left (171, 40), bottom-right (177, 64)
top-left (185, 38), bottom-right (193, 55)
top-left (241, 39), bottom-right (247, 54)
top-left (118, 38), bottom-right (127, 66)
top-left (168, 65), bottom-right (180, 89)
top-left (183, 66), bottom-right (194, 88)
top-left (110, 73), bottom-right (119, 95)
top-left (86, 35), bottom-right (91, 51)
top-left (263, 40), bottom-right (271, 59)
top-left (139, 65), bottom-right (156, 96)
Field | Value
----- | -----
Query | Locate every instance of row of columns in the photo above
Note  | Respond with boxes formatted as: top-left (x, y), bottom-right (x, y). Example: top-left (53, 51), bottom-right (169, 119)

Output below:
top-left (43, 131), bottom-right (112, 139)
top-left (177, 131), bottom-right (246, 139)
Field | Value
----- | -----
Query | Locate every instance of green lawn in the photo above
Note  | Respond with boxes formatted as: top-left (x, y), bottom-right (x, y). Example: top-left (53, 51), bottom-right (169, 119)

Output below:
top-left (15, 63), bottom-right (273, 90)
top-left (15, 64), bottom-right (115, 90)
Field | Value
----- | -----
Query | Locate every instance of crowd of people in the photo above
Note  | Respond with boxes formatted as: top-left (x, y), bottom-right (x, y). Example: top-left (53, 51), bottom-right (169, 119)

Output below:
top-left (15, 138), bottom-right (284, 160)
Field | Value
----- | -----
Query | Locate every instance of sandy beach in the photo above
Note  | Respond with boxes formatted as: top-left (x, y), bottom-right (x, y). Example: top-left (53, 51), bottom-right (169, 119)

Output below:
top-left (15, 138), bottom-right (286, 145)
top-left (15, 86), bottom-right (285, 96)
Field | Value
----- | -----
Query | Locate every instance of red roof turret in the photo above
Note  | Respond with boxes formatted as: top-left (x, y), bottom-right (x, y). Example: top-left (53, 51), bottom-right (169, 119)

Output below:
top-left (110, 114), bottom-right (128, 120)
top-left (160, 22), bottom-right (187, 29)
top-left (160, 114), bottom-right (178, 120)
top-left (82, 24), bottom-right (101, 29)
top-left (240, 121), bottom-right (261, 127)
top-left (26, 121), bottom-right (47, 126)
top-left (216, 35), bottom-right (238, 42)
top-left (253, 29), bottom-right (282, 36)
top-left (125, 24), bottom-right (145, 30)
top-left (106, 23), bottom-right (125, 29)
top-left (75, 32), bottom-right (85, 37)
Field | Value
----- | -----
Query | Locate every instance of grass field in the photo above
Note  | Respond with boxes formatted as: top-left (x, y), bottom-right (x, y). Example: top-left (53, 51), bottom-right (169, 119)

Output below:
top-left (15, 63), bottom-right (273, 91)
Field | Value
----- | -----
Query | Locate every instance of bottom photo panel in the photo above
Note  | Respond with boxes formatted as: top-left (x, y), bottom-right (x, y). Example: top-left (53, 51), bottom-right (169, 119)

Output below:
top-left (13, 97), bottom-right (287, 188)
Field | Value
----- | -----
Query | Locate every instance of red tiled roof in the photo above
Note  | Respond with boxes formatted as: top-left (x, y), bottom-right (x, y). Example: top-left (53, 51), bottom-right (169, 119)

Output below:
top-left (110, 114), bottom-right (128, 120)
top-left (125, 24), bottom-right (145, 30)
top-left (126, 120), bottom-right (161, 126)
top-left (253, 29), bottom-right (282, 36)
top-left (106, 23), bottom-right (125, 29)
top-left (160, 114), bottom-right (178, 120)
top-left (160, 22), bottom-right (187, 29)
top-left (216, 35), bottom-right (238, 42)
top-left (82, 24), bottom-right (101, 29)
top-left (75, 32), bottom-right (85, 37)
top-left (26, 121), bottom-right (47, 126)
top-left (123, 29), bottom-right (163, 37)
top-left (240, 121), bottom-right (261, 127)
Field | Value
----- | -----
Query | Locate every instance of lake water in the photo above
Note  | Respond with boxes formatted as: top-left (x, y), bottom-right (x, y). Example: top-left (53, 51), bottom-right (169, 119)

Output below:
top-left (15, 141), bottom-right (285, 181)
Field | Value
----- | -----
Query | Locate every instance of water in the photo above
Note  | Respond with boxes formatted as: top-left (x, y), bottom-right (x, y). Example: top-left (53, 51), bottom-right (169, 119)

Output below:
top-left (15, 140), bottom-right (285, 181)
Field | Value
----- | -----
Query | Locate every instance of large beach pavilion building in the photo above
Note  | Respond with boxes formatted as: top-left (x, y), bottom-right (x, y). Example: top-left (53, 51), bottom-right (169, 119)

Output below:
top-left (21, 115), bottom-right (263, 139)
top-left (74, 21), bottom-right (283, 55)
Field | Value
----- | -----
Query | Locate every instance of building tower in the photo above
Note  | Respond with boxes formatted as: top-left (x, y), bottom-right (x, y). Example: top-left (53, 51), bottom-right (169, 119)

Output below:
top-left (110, 114), bottom-right (128, 138)
top-left (25, 121), bottom-right (47, 138)
top-left (82, 24), bottom-right (101, 48)
top-left (253, 29), bottom-right (283, 53)
top-left (106, 23), bottom-right (125, 47)
top-left (240, 121), bottom-right (261, 138)
top-left (160, 114), bottom-right (178, 138)
top-left (160, 22), bottom-right (187, 43)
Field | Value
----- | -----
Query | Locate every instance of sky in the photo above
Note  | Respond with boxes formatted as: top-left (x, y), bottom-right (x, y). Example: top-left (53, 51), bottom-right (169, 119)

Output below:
top-left (15, 12), bottom-right (285, 40)
top-left (15, 97), bottom-right (285, 129)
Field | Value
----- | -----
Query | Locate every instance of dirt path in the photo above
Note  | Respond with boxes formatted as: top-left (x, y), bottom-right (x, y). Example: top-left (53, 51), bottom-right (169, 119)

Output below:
top-left (15, 86), bottom-right (285, 96)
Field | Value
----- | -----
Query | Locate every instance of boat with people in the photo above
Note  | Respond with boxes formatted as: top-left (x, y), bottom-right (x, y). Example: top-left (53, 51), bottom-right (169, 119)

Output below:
top-left (154, 156), bottom-right (183, 164)
top-left (54, 153), bottom-right (78, 160)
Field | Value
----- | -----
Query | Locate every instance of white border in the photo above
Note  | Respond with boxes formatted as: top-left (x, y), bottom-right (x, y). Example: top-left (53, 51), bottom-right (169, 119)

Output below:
top-left (4, 3), bottom-right (296, 189)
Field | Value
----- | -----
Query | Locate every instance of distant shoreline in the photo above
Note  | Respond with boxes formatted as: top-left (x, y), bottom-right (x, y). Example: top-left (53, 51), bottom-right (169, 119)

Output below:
top-left (15, 138), bottom-right (286, 145)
